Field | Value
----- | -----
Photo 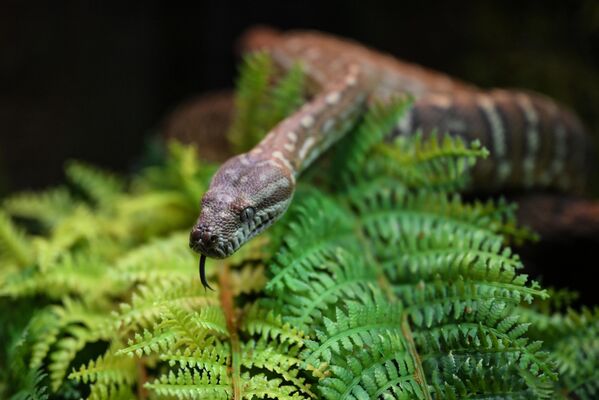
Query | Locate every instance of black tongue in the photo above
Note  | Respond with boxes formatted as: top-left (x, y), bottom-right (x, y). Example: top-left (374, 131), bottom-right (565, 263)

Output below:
top-left (199, 254), bottom-right (214, 291)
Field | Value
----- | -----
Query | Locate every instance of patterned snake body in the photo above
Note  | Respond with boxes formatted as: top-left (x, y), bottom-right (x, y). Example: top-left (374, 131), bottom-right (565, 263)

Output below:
top-left (189, 28), bottom-right (595, 287)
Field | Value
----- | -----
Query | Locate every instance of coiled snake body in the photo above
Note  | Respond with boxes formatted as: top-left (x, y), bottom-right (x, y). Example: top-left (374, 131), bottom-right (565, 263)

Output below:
top-left (189, 28), bottom-right (595, 289)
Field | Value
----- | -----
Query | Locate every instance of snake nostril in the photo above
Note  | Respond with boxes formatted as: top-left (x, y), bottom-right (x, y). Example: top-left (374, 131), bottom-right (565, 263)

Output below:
top-left (190, 228), bottom-right (202, 243)
top-left (201, 231), bottom-right (218, 244)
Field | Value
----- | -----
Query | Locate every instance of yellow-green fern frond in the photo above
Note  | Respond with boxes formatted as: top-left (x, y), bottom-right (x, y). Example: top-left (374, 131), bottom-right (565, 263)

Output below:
top-left (65, 161), bottom-right (124, 208)
top-left (0, 211), bottom-right (32, 268)
top-left (228, 52), bottom-right (306, 152)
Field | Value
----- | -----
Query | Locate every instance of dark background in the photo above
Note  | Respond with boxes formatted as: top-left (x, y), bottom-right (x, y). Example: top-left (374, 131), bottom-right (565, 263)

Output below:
top-left (1, 1), bottom-right (598, 304)
top-left (1, 0), bottom-right (598, 192)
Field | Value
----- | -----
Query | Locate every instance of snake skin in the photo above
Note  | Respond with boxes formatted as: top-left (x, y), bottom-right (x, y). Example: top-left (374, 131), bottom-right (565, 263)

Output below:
top-left (189, 27), bottom-right (596, 287)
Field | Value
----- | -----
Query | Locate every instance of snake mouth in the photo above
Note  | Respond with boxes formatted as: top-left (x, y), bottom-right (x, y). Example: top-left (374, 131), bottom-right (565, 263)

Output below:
top-left (190, 241), bottom-right (227, 259)
top-left (221, 214), bottom-right (277, 256)
top-left (190, 216), bottom-right (275, 259)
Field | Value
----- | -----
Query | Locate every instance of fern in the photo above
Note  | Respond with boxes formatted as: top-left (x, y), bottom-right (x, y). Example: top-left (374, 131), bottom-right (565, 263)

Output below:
top-left (9, 369), bottom-right (49, 400)
top-left (227, 52), bottom-right (306, 152)
top-left (332, 97), bottom-right (413, 187)
top-left (2, 187), bottom-right (74, 229)
top-left (373, 133), bottom-right (488, 191)
top-left (521, 307), bottom-right (599, 399)
top-left (69, 352), bottom-right (137, 387)
top-left (65, 161), bottom-right (124, 207)
top-left (1, 51), bottom-right (596, 400)
top-left (0, 211), bottom-right (32, 268)
top-left (145, 368), bottom-right (231, 400)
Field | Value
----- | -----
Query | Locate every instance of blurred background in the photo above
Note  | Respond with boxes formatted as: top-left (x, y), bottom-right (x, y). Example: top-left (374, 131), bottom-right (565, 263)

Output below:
top-left (1, 0), bottom-right (598, 303)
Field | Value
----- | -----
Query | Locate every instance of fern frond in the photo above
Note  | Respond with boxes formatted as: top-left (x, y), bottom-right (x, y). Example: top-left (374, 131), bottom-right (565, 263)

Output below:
top-left (317, 331), bottom-right (424, 400)
top-left (332, 97), bottom-right (412, 187)
top-left (379, 220), bottom-right (546, 307)
top-left (87, 382), bottom-right (135, 400)
top-left (302, 301), bottom-right (404, 369)
top-left (227, 52), bottom-right (306, 153)
top-left (521, 307), bottom-right (599, 399)
top-left (119, 305), bottom-right (228, 358)
top-left (112, 231), bottom-right (199, 285)
top-left (429, 350), bottom-right (554, 399)
top-left (115, 279), bottom-right (218, 331)
top-left (9, 369), bottom-right (49, 400)
top-left (266, 192), bottom-right (356, 295)
top-left (229, 262), bottom-right (268, 295)
top-left (65, 161), bottom-right (124, 207)
top-left (116, 191), bottom-right (196, 240)
top-left (44, 303), bottom-right (114, 391)
top-left (242, 372), bottom-right (310, 400)
top-left (3, 187), bottom-right (75, 229)
top-left (118, 329), bottom-right (178, 359)
top-left (133, 141), bottom-right (213, 205)
top-left (2, 252), bottom-right (121, 300)
top-left (354, 187), bottom-right (513, 247)
top-left (241, 302), bottom-right (306, 345)
top-left (242, 339), bottom-right (314, 398)
top-left (163, 305), bottom-right (229, 342)
top-left (414, 299), bottom-right (555, 399)
top-left (34, 205), bottom-right (118, 269)
top-left (48, 326), bottom-right (100, 391)
top-left (69, 352), bottom-right (136, 386)
top-left (145, 368), bottom-right (231, 400)
top-left (269, 63), bottom-right (305, 123)
top-left (27, 310), bottom-right (62, 371)
top-left (274, 249), bottom-right (380, 332)
top-left (370, 132), bottom-right (488, 191)
top-left (11, 299), bottom-right (114, 393)
top-left (0, 211), bottom-right (32, 268)
top-left (159, 345), bottom-right (230, 376)
top-left (227, 52), bottom-right (275, 152)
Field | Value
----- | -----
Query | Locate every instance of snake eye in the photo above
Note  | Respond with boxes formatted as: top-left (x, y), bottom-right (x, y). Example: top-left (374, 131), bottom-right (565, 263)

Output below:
top-left (240, 206), bottom-right (255, 222)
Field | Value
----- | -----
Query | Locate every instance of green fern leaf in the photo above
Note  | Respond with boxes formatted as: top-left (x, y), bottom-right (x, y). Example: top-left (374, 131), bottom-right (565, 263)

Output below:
top-left (9, 369), bottom-right (49, 400)
top-left (0, 211), bottom-right (32, 268)
top-left (3, 187), bottom-right (74, 229)
top-left (242, 302), bottom-right (306, 344)
top-left (332, 97), bottom-right (412, 187)
top-left (242, 372), bottom-right (310, 399)
top-left (115, 279), bottom-right (219, 331)
top-left (242, 339), bottom-right (314, 398)
top-left (227, 52), bottom-right (275, 152)
top-left (65, 161), bottom-right (124, 207)
top-left (145, 368), bottom-right (231, 400)
top-left (227, 52), bottom-right (306, 153)
top-left (69, 352), bottom-right (136, 386)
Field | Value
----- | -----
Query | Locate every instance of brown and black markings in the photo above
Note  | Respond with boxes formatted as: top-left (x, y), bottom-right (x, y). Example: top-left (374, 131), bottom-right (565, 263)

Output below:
top-left (189, 28), bottom-right (596, 289)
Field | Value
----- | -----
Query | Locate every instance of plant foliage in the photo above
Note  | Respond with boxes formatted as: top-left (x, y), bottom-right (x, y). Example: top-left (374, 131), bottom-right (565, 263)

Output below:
top-left (0, 53), bottom-right (597, 400)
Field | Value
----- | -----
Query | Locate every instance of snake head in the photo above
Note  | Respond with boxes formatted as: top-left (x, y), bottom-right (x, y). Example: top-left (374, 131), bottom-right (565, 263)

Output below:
top-left (189, 153), bottom-right (294, 259)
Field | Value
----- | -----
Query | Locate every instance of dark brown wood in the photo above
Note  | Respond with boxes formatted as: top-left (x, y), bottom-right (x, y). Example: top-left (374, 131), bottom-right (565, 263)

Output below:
top-left (515, 194), bottom-right (599, 242)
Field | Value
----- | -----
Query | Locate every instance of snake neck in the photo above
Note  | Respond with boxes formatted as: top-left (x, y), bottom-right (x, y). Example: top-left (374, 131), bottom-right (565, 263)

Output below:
top-left (252, 64), bottom-right (368, 177)
top-left (243, 28), bottom-right (594, 192)
top-left (189, 64), bottom-right (369, 262)
top-left (191, 27), bottom-right (595, 269)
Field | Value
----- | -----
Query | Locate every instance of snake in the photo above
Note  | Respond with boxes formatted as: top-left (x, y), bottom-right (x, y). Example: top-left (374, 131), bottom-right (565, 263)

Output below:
top-left (188, 27), bottom-right (595, 290)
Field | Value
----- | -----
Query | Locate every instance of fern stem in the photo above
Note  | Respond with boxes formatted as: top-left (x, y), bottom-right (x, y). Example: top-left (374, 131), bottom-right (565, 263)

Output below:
top-left (136, 360), bottom-right (148, 400)
top-left (219, 263), bottom-right (242, 400)
top-left (401, 314), bottom-right (432, 400)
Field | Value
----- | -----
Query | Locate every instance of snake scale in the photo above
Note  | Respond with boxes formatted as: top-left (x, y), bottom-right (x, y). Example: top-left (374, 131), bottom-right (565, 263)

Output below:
top-left (188, 27), bottom-right (595, 289)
